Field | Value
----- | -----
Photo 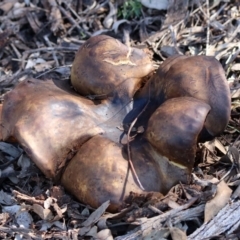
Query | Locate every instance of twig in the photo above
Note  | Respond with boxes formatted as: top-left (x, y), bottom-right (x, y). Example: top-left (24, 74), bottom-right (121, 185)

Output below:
top-left (10, 43), bottom-right (22, 59)
top-left (148, 205), bottom-right (163, 214)
top-left (35, 64), bottom-right (72, 79)
top-left (59, 5), bottom-right (83, 34)
top-left (21, 46), bottom-right (79, 69)
top-left (127, 86), bottom-right (151, 191)
top-left (206, 0), bottom-right (210, 55)
top-left (43, 35), bottom-right (59, 67)
top-left (12, 190), bottom-right (45, 205)
top-left (116, 197), bottom-right (198, 240)
top-left (24, 46), bottom-right (79, 53)
top-left (188, 201), bottom-right (240, 239)
top-left (0, 69), bottom-right (32, 88)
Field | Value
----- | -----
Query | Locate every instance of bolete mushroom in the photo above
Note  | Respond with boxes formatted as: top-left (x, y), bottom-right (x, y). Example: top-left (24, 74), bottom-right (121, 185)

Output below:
top-left (0, 35), bottom-right (231, 212)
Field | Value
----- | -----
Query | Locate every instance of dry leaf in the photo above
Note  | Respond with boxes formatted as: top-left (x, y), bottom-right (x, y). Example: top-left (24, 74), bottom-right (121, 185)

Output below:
top-left (0, 0), bottom-right (17, 13)
top-left (103, 1), bottom-right (117, 29)
top-left (44, 197), bottom-right (53, 209)
top-left (15, 210), bottom-right (33, 228)
top-left (79, 201), bottom-right (110, 237)
top-left (0, 142), bottom-right (21, 158)
top-left (231, 63), bottom-right (240, 71)
top-left (17, 154), bottom-right (31, 169)
top-left (215, 139), bottom-right (227, 155)
top-left (81, 207), bottom-right (90, 217)
top-left (168, 199), bottom-right (180, 209)
top-left (204, 180), bottom-right (232, 223)
top-left (97, 229), bottom-right (113, 240)
top-left (8, 2), bottom-right (28, 19)
top-left (34, 61), bottom-right (55, 72)
top-left (97, 217), bottom-right (108, 230)
top-left (143, 228), bottom-right (170, 240)
top-left (81, 200), bottom-right (110, 227)
top-left (0, 190), bottom-right (16, 205)
top-left (170, 227), bottom-right (187, 240)
top-left (228, 146), bottom-right (240, 166)
top-left (52, 220), bottom-right (66, 230)
top-left (39, 222), bottom-right (52, 231)
top-left (2, 205), bottom-right (21, 215)
top-left (32, 204), bottom-right (54, 221)
top-left (48, 0), bottom-right (64, 33)
top-left (0, 213), bottom-right (10, 225)
top-left (86, 225), bottom-right (98, 238)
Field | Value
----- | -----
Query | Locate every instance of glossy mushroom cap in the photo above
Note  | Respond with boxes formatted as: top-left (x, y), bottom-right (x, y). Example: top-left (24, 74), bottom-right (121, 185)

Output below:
top-left (146, 97), bottom-right (211, 170)
top-left (141, 55), bottom-right (231, 140)
top-left (71, 35), bottom-right (154, 98)
top-left (1, 79), bottom-right (103, 179)
top-left (61, 135), bottom-right (149, 212)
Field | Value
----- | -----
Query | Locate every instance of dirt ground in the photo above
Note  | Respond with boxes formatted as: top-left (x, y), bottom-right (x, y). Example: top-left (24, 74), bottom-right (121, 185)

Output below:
top-left (0, 0), bottom-right (240, 239)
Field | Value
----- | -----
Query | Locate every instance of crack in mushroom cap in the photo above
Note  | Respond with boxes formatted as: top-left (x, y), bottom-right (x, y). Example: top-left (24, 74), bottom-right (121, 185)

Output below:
top-left (0, 35), bottom-right (231, 212)
top-left (71, 35), bottom-right (155, 98)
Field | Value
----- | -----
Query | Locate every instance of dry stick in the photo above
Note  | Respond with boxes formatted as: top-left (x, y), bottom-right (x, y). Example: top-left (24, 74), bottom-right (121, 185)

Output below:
top-left (127, 87), bottom-right (151, 191)
top-left (44, 35), bottom-right (59, 67)
top-left (59, 5), bottom-right (83, 34)
top-left (25, 46), bottom-right (79, 53)
top-left (206, 0), bottom-right (210, 56)
top-left (35, 64), bottom-right (72, 79)
top-left (10, 43), bottom-right (22, 59)
top-left (21, 46), bottom-right (79, 70)
top-left (62, 2), bottom-right (85, 35)
top-left (116, 197), bottom-right (198, 240)
top-left (13, 190), bottom-right (45, 205)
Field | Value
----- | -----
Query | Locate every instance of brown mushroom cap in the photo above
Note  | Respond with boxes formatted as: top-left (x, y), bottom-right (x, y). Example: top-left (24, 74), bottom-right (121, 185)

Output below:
top-left (141, 55), bottom-right (231, 139)
top-left (71, 35), bottom-right (154, 98)
top-left (146, 97), bottom-right (211, 169)
top-left (1, 79), bottom-right (103, 179)
top-left (61, 135), bottom-right (190, 212)
top-left (61, 135), bottom-right (146, 212)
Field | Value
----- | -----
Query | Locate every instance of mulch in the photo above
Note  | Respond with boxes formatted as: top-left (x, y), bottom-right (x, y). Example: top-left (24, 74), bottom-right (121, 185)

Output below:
top-left (0, 0), bottom-right (239, 239)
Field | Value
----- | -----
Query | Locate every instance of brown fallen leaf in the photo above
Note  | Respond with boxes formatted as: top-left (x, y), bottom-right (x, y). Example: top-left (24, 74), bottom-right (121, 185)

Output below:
top-left (170, 227), bottom-right (187, 240)
top-left (204, 179), bottom-right (232, 223)
top-left (0, 0), bottom-right (17, 13)
top-left (142, 228), bottom-right (170, 240)
top-left (32, 204), bottom-right (54, 221)
top-left (86, 225), bottom-right (98, 238)
top-left (97, 229), bottom-right (113, 240)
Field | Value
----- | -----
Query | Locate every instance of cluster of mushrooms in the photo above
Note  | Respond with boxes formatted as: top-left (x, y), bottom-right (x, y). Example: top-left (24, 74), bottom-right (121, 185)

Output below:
top-left (0, 35), bottom-right (231, 212)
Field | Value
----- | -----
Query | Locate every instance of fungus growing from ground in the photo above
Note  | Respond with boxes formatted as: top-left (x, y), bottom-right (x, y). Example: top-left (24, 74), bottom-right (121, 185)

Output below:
top-left (0, 35), bottom-right (231, 212)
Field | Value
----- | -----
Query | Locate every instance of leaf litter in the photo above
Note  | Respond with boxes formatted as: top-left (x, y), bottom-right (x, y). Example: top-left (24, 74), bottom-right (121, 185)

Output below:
top-left (0, 0), bottom-right (239, 239)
